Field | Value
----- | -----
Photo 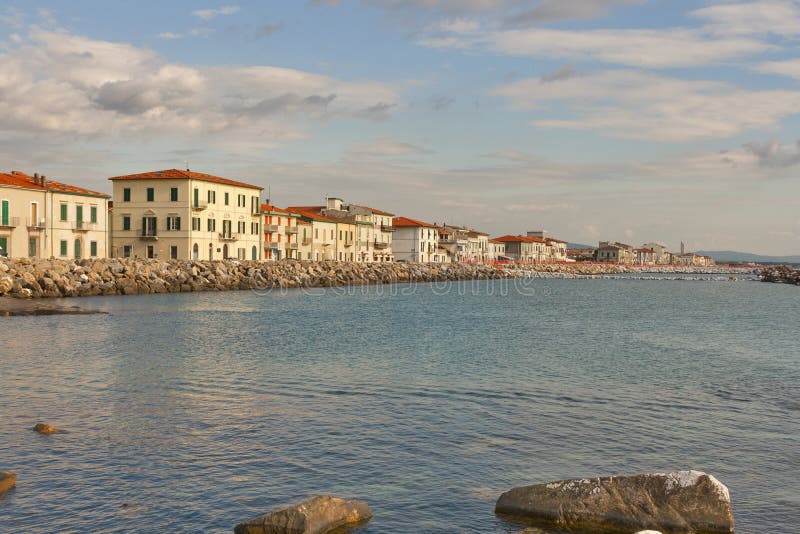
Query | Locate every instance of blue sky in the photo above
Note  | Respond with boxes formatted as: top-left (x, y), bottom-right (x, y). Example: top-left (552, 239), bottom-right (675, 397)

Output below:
top-left (2, 0), bottom-right (800, 254)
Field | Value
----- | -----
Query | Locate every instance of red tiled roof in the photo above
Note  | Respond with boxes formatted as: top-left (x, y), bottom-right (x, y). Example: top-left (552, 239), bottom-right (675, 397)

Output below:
top-left (0, 170), bottom-right (109, 198)
top-left (492, 234), bottom-right (546, 243)
top-left (489, 239), bottom-right (507, 244)
top-left (351, 204), bottom-right (394, 216)
top-left (109, 169), bottom-right (262, 190)
top-left (545, 237), bottom-right (567, 244)
top-left (635, 248), bottom-right (656, 253)
top-left (393, 216), bottom-right (437, 228)
top-left (286, 206), bottom-right (338, 223)
top-left (261, 204), bottom-right (298, 216)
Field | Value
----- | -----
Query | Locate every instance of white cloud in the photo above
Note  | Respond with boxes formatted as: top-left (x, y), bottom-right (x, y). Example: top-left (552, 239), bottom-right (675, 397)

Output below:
top-left (690, 0), bottom-right (800, 37)
top-left (756, 58), bottom-right (800, 79)
top-left (348, 138), bottom-right (434, 158)
top-left (0, 29), bottom-right (400, 147)
top-left (505, 0), bottom-right (645, 25)
top-left (192, 5), bottom-right (240, 21)
top-left (491, 70), bottom-right (800, 141)
top-left (159, 32), bottom-right (182, 40)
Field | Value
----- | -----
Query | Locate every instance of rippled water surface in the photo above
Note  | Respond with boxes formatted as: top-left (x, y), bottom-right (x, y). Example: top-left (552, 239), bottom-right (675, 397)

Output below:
top-left (1, 279), bottom-right (798, 533)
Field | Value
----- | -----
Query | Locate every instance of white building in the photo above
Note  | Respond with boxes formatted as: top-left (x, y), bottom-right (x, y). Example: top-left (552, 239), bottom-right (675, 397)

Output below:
top-left (109, 169), bottom-right (263, 261)
top-left (1, 170), bottom-right (110, 259)
top-left (393, 216), bottom-right (443, 263)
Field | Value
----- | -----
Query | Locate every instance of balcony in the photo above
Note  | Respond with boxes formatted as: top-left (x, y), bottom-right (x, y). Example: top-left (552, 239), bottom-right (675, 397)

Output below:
top-left (373, 240), bottom-right (389, 250)
top-left (264, 241), bottom-right (280, 250)
top-left (0, 217), bottom-right (20, 229)
top-left (27, 218), bottom-right (47, 231)
top-left (139, 230), bottom-right (158, 241)
top-left (219, 233), bottom-right (238, 242)
top-left (302, 237), bottom-right (312, 246)
top-left (288, 243), bottom-right (298, 250)
top-left (380, 224), bottom-right (396, 232)
top-left (72, 220), bottom-right (97, 232)
top-left (286, 226), bottom-right (299, 234)
top-left (264, 224), bottom-right (280, 232)
top-left (344, 239), bottom-right (354, 247)
top-left (192, 201), bottom-right (208, 211)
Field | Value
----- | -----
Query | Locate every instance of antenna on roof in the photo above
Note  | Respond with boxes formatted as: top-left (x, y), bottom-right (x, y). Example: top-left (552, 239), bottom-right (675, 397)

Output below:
top-left (185, 161), bottom-right (190, 172)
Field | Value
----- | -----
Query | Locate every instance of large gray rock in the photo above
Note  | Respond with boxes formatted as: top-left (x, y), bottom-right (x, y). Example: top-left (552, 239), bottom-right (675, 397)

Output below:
top-left (495, 471), bottom-right (733, 534)
top-left (0, 471), bottom-right (16, 497)
top-left (233, 495), bottom-right (372, 534)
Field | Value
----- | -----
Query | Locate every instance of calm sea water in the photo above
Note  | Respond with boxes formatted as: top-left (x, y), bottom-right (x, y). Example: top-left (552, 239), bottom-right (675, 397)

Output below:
top-left (0, 279), bottom-right (798, 533)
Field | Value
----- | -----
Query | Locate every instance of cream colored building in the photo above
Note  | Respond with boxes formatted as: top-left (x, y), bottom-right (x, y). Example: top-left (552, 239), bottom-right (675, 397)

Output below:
top-left (643, 242), bottom-right (671, 264)
top-left (393, 216), bottom-right (442, 263)
top-left (262, 204), bottom-right (301, 261)
top-left (289, 207), bottom-right (339, 261)
top-left (488, 239), bottom-right (507, 261)
top-left (1, 170), bottom-right (109, 259)
top-left (109, 169), bottom-right (263, 261)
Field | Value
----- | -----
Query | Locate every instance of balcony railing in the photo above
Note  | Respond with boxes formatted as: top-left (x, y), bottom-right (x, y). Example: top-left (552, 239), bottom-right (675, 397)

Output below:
top-left (219, 233), bottom-right (238, 242)
top-left (0, 217), bottom-right (20, 229)
top-left (139, 229), bottom-right (158, 241)
top-left (192, 201), bottom-right (208, 211)
top-left (380, 224), bottom-right (396, 232)
top-left (373, 240), bottom-right (389, 250)
top-left (264, 241), bottom-right (280, 250)
top-left (302, 237), bottom-right (312, 246)
top-left (72, 221), bottom-right (97, 232)
top-left (27, 217), bottom-right (47, 230)
top-left (264, 224), bottom-right (280, 232)
top-left (288, 243), bottom-right (298, 249)
top-left (344, 239), bottom-right (354, 247)
top-left (286, 226), bottom-right (299, 234)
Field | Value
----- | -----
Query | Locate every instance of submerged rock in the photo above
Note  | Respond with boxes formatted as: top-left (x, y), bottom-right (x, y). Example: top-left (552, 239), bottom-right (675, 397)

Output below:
top-left (234, 495), bottom-right (372, 534)
top-left (33, 423), bottom-right (64, 435)
top-left (0, 471), bottom-right (16, 497)
top-left (495, 470), bottom-right (733, 534)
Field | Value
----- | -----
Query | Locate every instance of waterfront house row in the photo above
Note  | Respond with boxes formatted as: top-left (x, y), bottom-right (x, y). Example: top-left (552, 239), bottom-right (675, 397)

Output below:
top-left (591, 241), bottom-right (715, 266)
top-left (0, 171), bottom-right (109, 260)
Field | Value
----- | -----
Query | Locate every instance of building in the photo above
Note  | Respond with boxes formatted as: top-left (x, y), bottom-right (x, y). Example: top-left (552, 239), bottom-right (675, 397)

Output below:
top-left (262, 204), bottom-right (301, 261)
top-left (673, 253), bottom-right (716, 267)
top-left (1, 170), bottom-right (110, 259)
top-left (393, 216), bottom-right (442, 263)
top-left (567, 247), bottom-right (596, 262)
top-left (527, 231), bottom-right (568, 262)
top-left (289, 207), bottom-right (339, 261)
top-left (109, 169), bottom-right (263, 260)
top-left (642, 242), bottom-right (671, 264)
top-left (596, 241), bottom-right (636, 264)
top-left (491, 235), bottom-right (548, 262)
top-left (488, 239), bottom-right (507, 261)
top-left (635, 247), bottom-right (657, 265)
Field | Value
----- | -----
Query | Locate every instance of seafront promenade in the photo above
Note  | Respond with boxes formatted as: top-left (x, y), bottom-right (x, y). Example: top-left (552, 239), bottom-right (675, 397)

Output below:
top-left (0, 257), bottom-right (758, 300)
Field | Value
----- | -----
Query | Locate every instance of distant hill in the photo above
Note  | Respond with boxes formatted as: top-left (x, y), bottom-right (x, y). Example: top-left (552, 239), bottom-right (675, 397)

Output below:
top-left (567, 242), bottom-right (594, 249)
top-left (697, 250), bottom-right (800, 264)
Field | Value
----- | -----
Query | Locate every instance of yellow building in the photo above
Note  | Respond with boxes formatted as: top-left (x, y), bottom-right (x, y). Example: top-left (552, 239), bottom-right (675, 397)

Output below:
top-left (1, 170), bottom-right (110, 259)
top-left (109, 169), bottom-right (263, 260)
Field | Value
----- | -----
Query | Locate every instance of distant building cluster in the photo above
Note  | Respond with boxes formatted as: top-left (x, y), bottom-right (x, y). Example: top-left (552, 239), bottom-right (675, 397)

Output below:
top-left (0, 168), bottom-right (711, 266)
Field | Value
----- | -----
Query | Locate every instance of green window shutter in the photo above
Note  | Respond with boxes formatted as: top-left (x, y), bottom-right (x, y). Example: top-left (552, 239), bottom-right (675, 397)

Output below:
top-left (171, 188), bottom-right (178, 201)
top-left (60, 204), bottom-right (67, 221)
top-left (123, 188), bottom-right (131, 202)
top-left (194, 188), bottom-right (199, 207)
top-left (147, 188), bottom-right (154, 201)
top-left (76, 205), bottom-right (83, 222)
top-left (90, 241), bottom-right (97, 256)
top-left (90, 206), bottom-right (98, 223)
top-left (123, 216), bottom-right (130, 230)
top-left (142, 217), bottom-right (147, 235)
top-left (224, 192), bottom-right (229, 205)
top-left (0, 200), bottom-right (8, 226)
top-left (60, 240), bottom-right (67, 256)
top-left (176, 217), bottom-right (181, 231)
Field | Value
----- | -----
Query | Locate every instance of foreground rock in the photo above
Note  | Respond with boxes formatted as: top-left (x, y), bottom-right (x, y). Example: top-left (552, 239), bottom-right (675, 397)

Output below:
top-left (0, 471), bottom-right (16, 497)
top-left (761, 265), bottom-right (800, 285)
top-left (33, 423), bottom-right (65, 435)
top-left (234, 495), bottom-right (372, 534)
top-left (495, 471), bottom-right (733, 534)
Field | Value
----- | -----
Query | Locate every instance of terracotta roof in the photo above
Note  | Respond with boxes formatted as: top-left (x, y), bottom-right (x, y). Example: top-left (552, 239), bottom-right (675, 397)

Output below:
top-left (492, 235), bottom-right (546, 244)
top-left (635, 248), bottom-right (656, 253)
top-left (286, 206), bottom-right (338, 223)
top-left (109, 169), bottom-right (262, 190)
top-left (545, 237), bottom-right (567, 244)
top-left (489, 239), bottom-right (507, 245)
top-left (261, 204), bottom-right (299, 217)
top-left (393, 216), bottom-right (437, 228)
top-left (350, 204), bottom-right (394, 216)
top-left (0, 170), bottom-right (109, 198)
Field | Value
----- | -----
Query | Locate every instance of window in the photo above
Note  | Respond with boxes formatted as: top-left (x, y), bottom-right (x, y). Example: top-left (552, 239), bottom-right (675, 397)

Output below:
top-left (224, 192), bottom-right (229, 205)
top-left (339, 230), bottom-right (343, 240)
top-left (123, 188), bottom-right (131, 202)
top-left (166, 216), bottom-right (181, 231)
top-left (90, 206), bottom-right (98, 223)
top-left (123, 245), bottom-right (132, 258)
top-left (0, 199), bottom-right (8, 226)
top-left (238, 221), bottom-right (245, 234)
top-left (60, 240), bottom-right (67, 256)
top-left (207, 218), bottom-right (216, 232)
top-left (170, 187), bottom-right (178, 201)
top-left (170, 246), bottom-right (178, 259)
top-left (315, 228), bottom-right (318, 239)
top-left (146, 245), bottom-right (154, 259)
top-left (208, 190), bottom-right (216, 204)
top-left (146, 188), bottom-right (155, 202)
top-left (123, 216), bottom-right (131, 231)
top-left (142, 216), bottom-right (157, 236)
top-left (60, 204), bottom-right (68, 221)
top-left (192, 217), bottom-right (201, 231)
top-left (90, 241), bottom-right (98, 257)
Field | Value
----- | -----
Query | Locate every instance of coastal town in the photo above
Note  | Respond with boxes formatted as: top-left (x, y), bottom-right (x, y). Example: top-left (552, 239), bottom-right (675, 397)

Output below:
top-left (1, 168), bottom-right (715, 266)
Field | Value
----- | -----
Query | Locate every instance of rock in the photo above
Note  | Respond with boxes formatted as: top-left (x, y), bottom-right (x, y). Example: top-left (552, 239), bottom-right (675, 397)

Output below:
top-left (495, 471), bottom-right (733, 534)
top-left (33, 423), bottom-right (64, 435)
top-left (0, 471), bottom-right (15, 497)
top-left (233, 495), bottom-right (372, 534)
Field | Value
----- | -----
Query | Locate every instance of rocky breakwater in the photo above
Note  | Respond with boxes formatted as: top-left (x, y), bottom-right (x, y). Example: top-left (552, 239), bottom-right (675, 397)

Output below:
top-left (761, 265), bottom-right (800, 285)
top-left (495, 470), bottom-right (734, 534)
top-left (0, 258), bottom-right (511, 299)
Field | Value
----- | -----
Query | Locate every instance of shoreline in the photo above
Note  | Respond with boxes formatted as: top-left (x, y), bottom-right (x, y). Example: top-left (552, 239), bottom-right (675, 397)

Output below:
top-left (0, 257), bottom-right (760, 302)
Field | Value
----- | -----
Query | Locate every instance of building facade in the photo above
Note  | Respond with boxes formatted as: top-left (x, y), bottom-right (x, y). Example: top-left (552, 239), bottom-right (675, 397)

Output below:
top-left (262, 205), bottom-right (300, 261)
top-left (492, 235), bottom-right (548, 262)
top-left (109, 169), bottom-right (263, 261)
top-left (596, 241), bottom-right (636, 263)
top-left (393, 216), bottom-right (441, 263)
top-left (1, 171), bottom-right (109, 259)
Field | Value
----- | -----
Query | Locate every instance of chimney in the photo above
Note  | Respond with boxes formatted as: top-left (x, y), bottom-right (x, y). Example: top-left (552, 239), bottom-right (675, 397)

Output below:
top-left (33, 172), bottom-right (40, 185)
top-left (41, 175), bottom-right (46, 187)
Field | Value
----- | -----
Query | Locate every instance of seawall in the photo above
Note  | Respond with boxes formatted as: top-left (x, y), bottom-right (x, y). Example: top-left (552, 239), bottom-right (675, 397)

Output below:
top-left (0, 258), bottom-right (757, 299)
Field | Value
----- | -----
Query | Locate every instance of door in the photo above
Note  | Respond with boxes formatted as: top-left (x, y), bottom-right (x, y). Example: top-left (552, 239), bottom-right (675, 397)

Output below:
top-left (146, 245), bottom-right (154, 259)
top-left (74, 239), bottom-right (81, 259)
top-left (29, 238), bottom-right (37, 257)
top-left (192, 243), bottom-right (199, 260)
top-left (0, 236), bottom-right (7, 256)
top-left (222, 244), bottom-right (228, 259)
top-left (208, 243), bottom-right (213, 261)
top-left (1, 200), bottom-right (8, 226)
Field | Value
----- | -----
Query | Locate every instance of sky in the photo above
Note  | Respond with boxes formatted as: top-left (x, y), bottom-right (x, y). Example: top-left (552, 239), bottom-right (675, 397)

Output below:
top-left (1, 0), bottom-right (800, 254)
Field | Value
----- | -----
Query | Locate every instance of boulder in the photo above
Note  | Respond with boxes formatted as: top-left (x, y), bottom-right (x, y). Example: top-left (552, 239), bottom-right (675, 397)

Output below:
top-left (233, 495), bottom-right (372, 534)
top-left (0, 471), bottom-right (15, 497)
top-left (33, 423), bottom-right (64, 435)
top-left (495, 471), bottom-right (733, 534)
